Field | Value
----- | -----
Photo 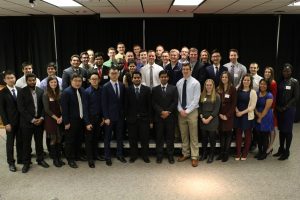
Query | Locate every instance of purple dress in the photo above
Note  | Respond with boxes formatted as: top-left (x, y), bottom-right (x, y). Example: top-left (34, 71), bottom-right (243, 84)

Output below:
top-left (255, 92), bottom-right (274, 132)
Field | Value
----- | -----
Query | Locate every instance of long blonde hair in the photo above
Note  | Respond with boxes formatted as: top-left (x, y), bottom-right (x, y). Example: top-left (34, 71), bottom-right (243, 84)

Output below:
top-left (200, 79), bottom-right (216, 103)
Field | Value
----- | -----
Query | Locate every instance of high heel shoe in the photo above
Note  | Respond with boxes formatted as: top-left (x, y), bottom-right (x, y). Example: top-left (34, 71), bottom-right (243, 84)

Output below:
top-left (266, 148), bottom-right (273, 155)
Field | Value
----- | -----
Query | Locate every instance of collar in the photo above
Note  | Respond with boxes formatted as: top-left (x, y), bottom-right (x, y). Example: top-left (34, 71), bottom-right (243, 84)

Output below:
top-left (213, 64), bottom-right (220, 68)
top-left (6, 85), bottom-right (16, 91)
top-left (110, 80), bottom-right (118, 85)
top-left (161, 83), bottom-right (168, 88)
top-left (134, 84), bottom-right (141, 89)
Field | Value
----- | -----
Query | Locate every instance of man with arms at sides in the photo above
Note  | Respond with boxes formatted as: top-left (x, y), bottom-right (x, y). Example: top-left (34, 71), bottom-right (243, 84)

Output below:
top-left (155, 44), bottom-right (164, 66)
top-left (140, 50), bottom-right (163, 89)
top-left (62, 54), bottom-right (88, 90)
top-left (0, 71), bottom-right (23, 172)
top-left (85, 73), bottom-right (105, 168)
top-left (103, 47), bottom-right (118, 68)
top-left (205, 49), bottom-right (228, 87)
top-left (249, 62), bottom-right (263, 92)
top-left (40, 62), bottom-right (62, 91)
top-left (115, 42), bottom-right (126, 60)
top-left (161, 51), bottom-right (170, 68)
top-left (17, 73), bottom-right (49, 173)
top-left (102, 67), bottom-right (127, 166)
top-left (16, 62), bottom-right (40, 88)
top-left (125, 71), bottom-right (152, 163)
top-left (89, 52), bottom-right (110, 86)
top-left (61, 74), bottom-right (90, 169)
top-left (176, 63), bottom-right (201, 167)
top-left (152, 70), bottom-right (178, 164)
top-left (190, 47), bottom-right (207, 88)
top-left (224, 49), bottom-right (247, 89)
top-left (165, 49), bottom-right (183, 86)
top-left (137, 49), bottom-right (148, 71)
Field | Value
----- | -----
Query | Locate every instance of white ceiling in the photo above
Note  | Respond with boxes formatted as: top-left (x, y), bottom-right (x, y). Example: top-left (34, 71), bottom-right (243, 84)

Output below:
top-left (0, 0), bottom-right (298, 17)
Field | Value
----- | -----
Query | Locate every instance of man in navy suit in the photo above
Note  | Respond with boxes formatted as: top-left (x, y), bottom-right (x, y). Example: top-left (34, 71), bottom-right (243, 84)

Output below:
top-left (102, 67), bottom-right (126, 166)
top-left (61, 74), bottom-right (90, 168)
top-left (205, 49), bottom-right (228, 87)
top-left (0, 71), bottom-right (22, 172)
top-left (125, 71), bottom-right (152, 163)
top-left (17, 73), bottom-right (49, 173)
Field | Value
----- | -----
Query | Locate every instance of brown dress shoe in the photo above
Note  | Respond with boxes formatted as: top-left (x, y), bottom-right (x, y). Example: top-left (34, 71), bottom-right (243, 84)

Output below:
top-left (177, 155), bottom-right (190, 162)
top-left (191, 159), bottom-right (198, 167)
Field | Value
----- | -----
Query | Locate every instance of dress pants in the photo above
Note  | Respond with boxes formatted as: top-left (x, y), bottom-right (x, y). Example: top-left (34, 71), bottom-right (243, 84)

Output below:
top-left (104, 119), bottom-right (124, 159)
top-left (236, 128), bottom-right (252, 157)
top-left (178, 109), bottom-right (199, 159)
top-left (22, 125), bottom-right (44, 165)
top-left (155, 118), bottom-right (175, 158)
top-left (85, 115), bottom-right (102, 161)
top-left (64, 119), bottom-right (84, 161)
top-left (6, 124), bottom-right (23, 164)
top-left (127, 119), bottom-right (149, 158)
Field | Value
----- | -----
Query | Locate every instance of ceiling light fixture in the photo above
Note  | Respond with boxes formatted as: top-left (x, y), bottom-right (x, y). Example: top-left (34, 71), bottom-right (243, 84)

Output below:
top-left (288, 0), bottom-right (300, 6)
top-left (42, 0), bottom-right (82, 7)
top-left (173, 0), bottom-right (204, 6)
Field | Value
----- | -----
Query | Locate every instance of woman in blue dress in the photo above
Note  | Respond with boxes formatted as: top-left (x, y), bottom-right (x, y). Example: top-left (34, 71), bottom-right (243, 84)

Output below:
top-left (254, 79), bottom-right (273, 160)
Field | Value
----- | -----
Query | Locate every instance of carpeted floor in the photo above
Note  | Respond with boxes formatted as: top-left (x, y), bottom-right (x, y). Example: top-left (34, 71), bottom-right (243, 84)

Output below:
top-left (0, 124), bottom-right (299, 200)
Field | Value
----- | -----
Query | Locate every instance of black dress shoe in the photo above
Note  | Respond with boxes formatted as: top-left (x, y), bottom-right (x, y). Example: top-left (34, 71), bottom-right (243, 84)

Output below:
top-left (106, 159), bottom-right (112, 166)
top-left (53, 159), bottom-right (62, 167)
top-left (143, 157), bottom-right (150, 163)
top-left (222, 154), bottom-right (229, 162)
top-left (278, 154), bottom-right (289, 160)
top-left (95, 155), bottom-right (105, 161)
top-left (117, 156), bottom-right (127, 163)
top-left (9, 164), bottom-right (17, 172)
top-left (168, 156), bottom-right (175, 164)
top-left (129, 157), bottom-right (137, 163)
top-left (58, 158), bottom-right (65, 166)
top-left (257, 153), bottom-right (267, 160)
top-left (156, 157), bottom-right (163, 164)
top-left (22, 164), bottom-right (30, 173)
top-left (68, 161), bottom-right (78, 168)
top-left (38, 160), bottom-right (50, 168)
top-left (88, 161), bottom-right (95, 168)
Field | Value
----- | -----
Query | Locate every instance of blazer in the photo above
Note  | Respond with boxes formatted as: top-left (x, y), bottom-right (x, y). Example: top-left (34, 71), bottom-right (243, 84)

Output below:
top-left (192, 61), bottom-right (208, 88)
top-left (17, 86), bottom-right (44, 128)
top-left (165, 62), bottom-right (183, 86)
top-left (152, 84), bottom-right (178, 122)
top-left (62, 66), bottom-right (88, 90)
top-left (61, 86), bottom-right (89, 125)
top-left (89, 65), bottom-right (110, 86)
top-left (206, 64), bottom-right (228, 86)
top-left (102, 81), bottom-right (125, 121)
top-left (125, 85), bottom-right (152, 123)
top-left (0, 86), bottom-right (21, 126)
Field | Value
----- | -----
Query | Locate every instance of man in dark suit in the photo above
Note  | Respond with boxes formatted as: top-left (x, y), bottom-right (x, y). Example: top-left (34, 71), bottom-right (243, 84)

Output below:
top-left (125, 71), bottom-right (152, 163)
top-left (152, 70), bottom-right (178, 164)
top-left (61, 74), bottom-right (90, 169)
top-left (190, 47), bottom-right (207, 88)
top-left (0, 71), bottom-right (22, 172)
top-left (62, 54), bottom-right (88, 90)
top-left (102, 67), bottom-right (126, 166)
top-left (205, 49), bottom-right (228, 87)
top-left (17, 73), bottom-right (49, 173)
top-left (88, 52), bottom-right (110, 86)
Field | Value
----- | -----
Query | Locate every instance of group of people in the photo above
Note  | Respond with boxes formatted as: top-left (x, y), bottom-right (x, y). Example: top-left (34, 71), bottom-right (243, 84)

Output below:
top-left (0, 43), bottom-right (299, 173)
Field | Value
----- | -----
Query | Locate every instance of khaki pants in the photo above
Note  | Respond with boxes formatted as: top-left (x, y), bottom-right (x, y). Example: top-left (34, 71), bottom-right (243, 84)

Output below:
top-left (178, 109), bottom-right (199, 159)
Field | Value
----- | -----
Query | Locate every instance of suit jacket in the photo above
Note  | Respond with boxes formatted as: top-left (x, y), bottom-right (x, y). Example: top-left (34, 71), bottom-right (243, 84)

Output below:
top-left (165, 62), bottom-right (183, 86)
top-left (125, 85), bottom-right (152, 123)
top-left (17, 86), bottom-right (44, 128)
top-left (192, 61), bottom-right (208, 88)
top-left (62, 66), bottom-right (88, 90)
top-left (61, 86), bottom-right (89, 125)
top-left (206, 64), bottom-right (228, 87)
top-left (102, 81), bottom-right (125, 121)
top-left (0, 86), bottom-right (21, 126)
top-left (89, 65), bottom-right (110, 86)
top-left (152, 84), bottom-right (178, 122)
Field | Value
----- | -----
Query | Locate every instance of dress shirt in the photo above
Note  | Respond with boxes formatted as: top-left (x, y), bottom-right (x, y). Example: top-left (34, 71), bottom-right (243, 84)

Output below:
top-left (16, 75), bottom-right (41, 88)
top-left (6, 85), bottom-right (18, 98)
top-left (252, 74), bottom-right (263, 92)
top-left (110, 80), bottom-right (120, 97)
top-left (140, 63), bottom-right (163, 88)
top-left (224, 62), bottom-right (247, 88)
top-left (31, 88), bottom-right (38, 117)
top-left (176, 76), bottom-right (201, 114)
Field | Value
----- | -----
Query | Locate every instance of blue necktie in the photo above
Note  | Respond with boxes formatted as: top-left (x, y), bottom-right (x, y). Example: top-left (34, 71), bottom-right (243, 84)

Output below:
top-left (115, 83), bottom-right (119, 98)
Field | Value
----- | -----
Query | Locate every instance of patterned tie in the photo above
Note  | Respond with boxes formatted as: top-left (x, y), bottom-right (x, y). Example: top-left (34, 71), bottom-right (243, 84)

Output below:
top-left (181, 80), bottom-right (187, 109)
top-left (77, 90), bottom-right (83, 119)
top-left (150, 65), bottom-right (154, 88)
top-left (230, 65), bottom-right (235, 84)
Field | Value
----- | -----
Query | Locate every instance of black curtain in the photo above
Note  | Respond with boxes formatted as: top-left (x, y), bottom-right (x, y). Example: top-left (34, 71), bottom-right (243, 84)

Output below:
top-left (0, 16), bottom-right (55, 79)
top-left (55, 16), bottom-right (143, 76)
top-left (145, 15), bottom-right (278, 72)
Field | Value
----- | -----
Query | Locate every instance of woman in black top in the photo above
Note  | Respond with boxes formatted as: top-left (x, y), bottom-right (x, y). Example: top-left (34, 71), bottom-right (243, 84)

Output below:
top-left (273, 63), bottom-right (299, 160)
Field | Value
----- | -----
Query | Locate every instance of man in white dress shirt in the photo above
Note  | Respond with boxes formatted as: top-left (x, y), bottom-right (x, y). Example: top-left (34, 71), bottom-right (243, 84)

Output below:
top-left (249, 62), bottom-right (263, 92)
top-left (16, 62), bottom-right (40, 88)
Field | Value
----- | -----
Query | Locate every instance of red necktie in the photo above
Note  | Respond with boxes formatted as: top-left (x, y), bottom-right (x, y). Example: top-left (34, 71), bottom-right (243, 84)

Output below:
top-left (98, 67), bottom-right (102, 77)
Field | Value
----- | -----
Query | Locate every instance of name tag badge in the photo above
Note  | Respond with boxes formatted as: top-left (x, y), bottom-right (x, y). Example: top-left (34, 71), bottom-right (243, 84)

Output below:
top-left (49, 98), bottom-right (54, 101)
top-left (286, 86), bottom-right (291, 90)
top-left (225, 94), bottom-right (230, 98)
top-left (83, 77), bottom-right (86, 81)
top-left (203, 98), bottom-right (207, 102)
top-left (104, 76), bottom-right (108, 79)
top-left (234, 74), bottom-right (239, 78)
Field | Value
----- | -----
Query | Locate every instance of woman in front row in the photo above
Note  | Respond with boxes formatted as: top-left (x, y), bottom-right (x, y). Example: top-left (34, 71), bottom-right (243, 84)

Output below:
top-left (235, 74), bottom-right (257, 161)
top-left (199, 79), bottom-right (220, 163)
top-left (254, 79), bottom-right (273, 160)
top-left (217, 71), bottom-right (237, 162)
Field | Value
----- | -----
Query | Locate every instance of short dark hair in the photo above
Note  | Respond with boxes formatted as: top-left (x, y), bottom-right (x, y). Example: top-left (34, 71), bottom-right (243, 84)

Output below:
top-left (70, 54), bottom-right (80, 61)
top-left (282, 63), bottom-right (293, 71)
top-left (211, 49), bottom-right (221, 55)
top-left (127, 59), bottom-right (136, 66)
top-left (94, 52), bottom-right (104, 58)
top-left (71, 73), bottom-right (82, 80)
top-left (47, 62), bottom-right (57, 70)
top-left (182, 63), bottom-right (191, 70)
top-left (159, 70), bottom-right (168, 77)
top-left (259, 79), bottom-right (271, 93)
top-left (109, 66), bottom-right (119, 72)
top-left (80, 51), bottom-right (88, 58)
top-left (25, 73), bottom-right (36, 81)
top-left (3, 70), bottom-right (15, 78)
top-left (229, 48), bottom-right (239, 55)
top-left (89, 72), bottom-right (100, 79)
top-left (22, 62), bottom-right (32, 69)
top-left (132, 71), bottom-right (141, 78)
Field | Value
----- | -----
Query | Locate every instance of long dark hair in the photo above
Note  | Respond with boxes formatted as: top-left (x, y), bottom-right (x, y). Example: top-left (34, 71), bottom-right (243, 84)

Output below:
top-left (46, 76), bottom-right (60, 101)
top-left (217, 71), bottom-right (233, 93)
top-left (238, 73), bottom-right (253, 91)
top-left (264, 66), bottom-right (275, 82)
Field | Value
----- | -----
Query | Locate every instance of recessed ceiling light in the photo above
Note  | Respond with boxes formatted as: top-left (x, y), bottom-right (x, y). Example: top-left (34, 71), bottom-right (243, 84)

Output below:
top-left (43, 0), bottom-right (82, 7)
top-left (274, 10), bottom-right (285, 13)
top-left (176, 9), bottom-right (186, 12)
top-left (288, 1), bottom-right (300, 6)
top-left (173, 0), bottom-right (204, 6)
